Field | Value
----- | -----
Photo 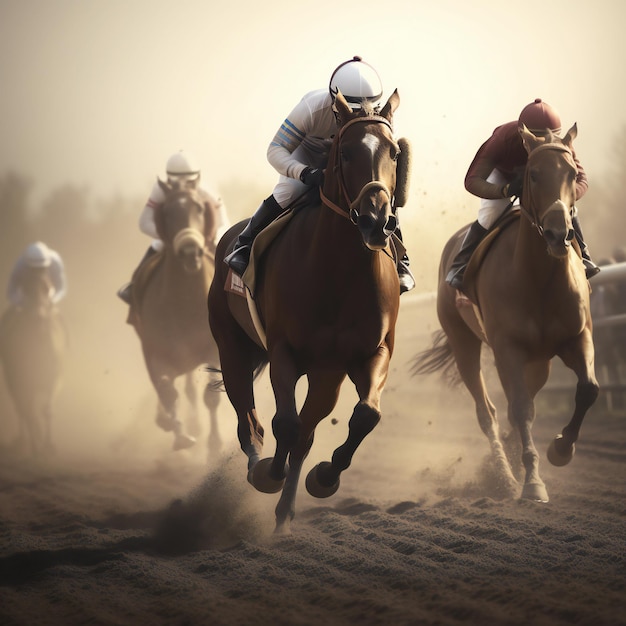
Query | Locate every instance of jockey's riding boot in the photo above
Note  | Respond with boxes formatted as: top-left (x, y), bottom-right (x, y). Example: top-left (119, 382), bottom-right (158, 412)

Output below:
top-left (572, 215), bottom-right (600, 279)
top-left (224, 195), bottom-right (284, 275)
top-left (116, 245), bottom-right (158, 304)
top-left (393, 226), bottom-right (415, 294)
top-left (445, 220), bottom-right (488, 291)
top-left (398, 255), bottom-right (415, 294)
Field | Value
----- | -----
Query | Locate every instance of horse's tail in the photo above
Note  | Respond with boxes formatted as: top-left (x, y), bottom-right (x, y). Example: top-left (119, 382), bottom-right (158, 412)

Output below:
top-left (205, 360), bottom-right (269, 393)
top-left (411, 329), bottom-right (461, 386)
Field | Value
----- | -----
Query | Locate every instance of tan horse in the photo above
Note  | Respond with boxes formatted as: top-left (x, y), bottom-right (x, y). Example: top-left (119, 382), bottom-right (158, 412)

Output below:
top-left (209, 91), bottom-right (404, 533)
top-left (0, 268), bottom-right (68, 456)
top-left (129, 179), bottom-right (222, 454)
top-left (413, 124), bottom-right (599, 503)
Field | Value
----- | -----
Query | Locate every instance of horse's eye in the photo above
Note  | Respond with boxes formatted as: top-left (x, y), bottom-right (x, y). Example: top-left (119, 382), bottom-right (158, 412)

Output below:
top-left (392, 149), bottom-right (400, 162)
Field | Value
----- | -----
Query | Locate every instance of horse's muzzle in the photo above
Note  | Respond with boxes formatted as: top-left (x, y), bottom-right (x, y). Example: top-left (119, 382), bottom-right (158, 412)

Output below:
top-left (351, 211), bottom-right (397, 250)
top-left (174, 228), bottom-right (206, 272)
top-left (542, 202), bottom-right (574, 259)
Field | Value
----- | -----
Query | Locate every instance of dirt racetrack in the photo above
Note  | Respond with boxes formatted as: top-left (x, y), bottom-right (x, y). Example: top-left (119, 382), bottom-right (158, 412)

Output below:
top-left (0, 296), bottom-right (624, 626)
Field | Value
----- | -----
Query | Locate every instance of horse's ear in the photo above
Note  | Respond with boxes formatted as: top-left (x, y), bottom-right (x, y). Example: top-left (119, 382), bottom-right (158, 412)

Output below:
top-left (379, 89), bottom-right (400, 122)
top-left (333, 90), bottom-right (354, 126)
top-left (563, 123), bottom-right (577, 148)
top-left (518, 122), bottom-right (542, 155)
top-left (157, 177), bottom-right (171, 193)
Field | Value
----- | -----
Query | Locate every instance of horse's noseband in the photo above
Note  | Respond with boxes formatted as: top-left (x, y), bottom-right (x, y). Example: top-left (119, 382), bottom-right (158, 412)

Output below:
top-left (173, 227), bottom-right (206, 255)
top-left (349, 208), bottom-right (397, 236)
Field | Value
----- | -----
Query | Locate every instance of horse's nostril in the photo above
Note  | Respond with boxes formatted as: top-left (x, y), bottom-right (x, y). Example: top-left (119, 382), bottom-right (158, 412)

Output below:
top-left (543, 230), bottom-right (557, 245)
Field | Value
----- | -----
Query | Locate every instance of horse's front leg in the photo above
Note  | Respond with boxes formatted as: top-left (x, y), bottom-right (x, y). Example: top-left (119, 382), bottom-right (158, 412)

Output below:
top-left (147, 359), bottom-right (196, 451)
top-left (250, 344), bottom-right (299, 494)
top-left (498, 354), bottom-right (550, 502)
top-left (275, 370), bottom-right (344, 534)
top-left (306, 345), bottom-right (391, 495)
top-left (183, 372), bottom-right (202, 439)
top-left (549, 333), bottom-right (599, 466)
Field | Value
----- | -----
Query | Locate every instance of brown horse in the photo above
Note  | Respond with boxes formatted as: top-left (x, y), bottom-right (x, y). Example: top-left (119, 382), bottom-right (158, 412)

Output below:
top-left (0, 268), bottom-right (68, 456)
top-left (130, 179), bottom-right (222, 454)
top-left (413, 124), bottom-right (598, 502)
top-left (208, 91), bottom-right (404, 532)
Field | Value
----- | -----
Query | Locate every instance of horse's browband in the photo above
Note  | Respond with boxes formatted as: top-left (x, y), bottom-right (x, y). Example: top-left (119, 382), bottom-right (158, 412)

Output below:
top-left (337, 115), bottom-right (392, 141)
top-left (528, 143), bottom-right (572, 159)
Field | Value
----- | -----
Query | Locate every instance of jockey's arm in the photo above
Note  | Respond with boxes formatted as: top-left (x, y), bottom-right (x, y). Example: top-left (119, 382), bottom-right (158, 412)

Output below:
top-left (267, 121), bottom-right (308, 181)
top-left (48, 253), bottom-right (68, 303)
top-left (139, 184), bottom-right (163, 240)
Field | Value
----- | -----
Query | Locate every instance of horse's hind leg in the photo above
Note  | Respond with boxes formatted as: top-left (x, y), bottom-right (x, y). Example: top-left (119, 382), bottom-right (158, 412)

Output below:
top-left (203, 369), bottom-right (222, 459)
top-left (274, 370), bottom-right (345, 534)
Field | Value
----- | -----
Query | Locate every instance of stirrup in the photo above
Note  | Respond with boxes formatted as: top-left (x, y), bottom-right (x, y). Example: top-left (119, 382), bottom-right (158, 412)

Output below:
top-left (224, 246), bottom-right (250, 276)
top-left (117, 283), bottom-right (132, 304)
top-left (398, 262), bottom-right (415, 294)
top-left (446, 268), bottom-right (465, 291)
top-left (584, 260), bottom-right (600, 279)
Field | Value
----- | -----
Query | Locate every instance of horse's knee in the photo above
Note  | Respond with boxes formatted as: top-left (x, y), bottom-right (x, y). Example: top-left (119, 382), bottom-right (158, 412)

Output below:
top-left (576, 380), bottom-right (599, 407)
top-left (351, 401), bottom-right (381, 435)
top-left (272, 412), bottom-right (301, 448)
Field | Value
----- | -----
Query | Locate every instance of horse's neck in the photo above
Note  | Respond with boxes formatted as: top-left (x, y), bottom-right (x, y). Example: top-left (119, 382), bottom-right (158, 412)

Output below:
top-left (514, 219), bottom-right (577, 288)
top-left (162, 250), bottom-right (211, 290)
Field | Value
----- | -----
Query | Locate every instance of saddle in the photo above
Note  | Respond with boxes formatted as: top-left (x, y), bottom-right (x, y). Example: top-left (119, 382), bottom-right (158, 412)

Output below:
top-left (462, 210), bottom-right (521, 305)
top-left (458, 208), bottom-right (584, 342)
top-left (126, 251), bottom-right (165, 326)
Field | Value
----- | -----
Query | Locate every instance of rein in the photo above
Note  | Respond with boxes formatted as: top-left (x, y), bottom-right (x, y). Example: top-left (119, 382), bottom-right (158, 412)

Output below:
top-left (321, 115), bottom-right (395, 224)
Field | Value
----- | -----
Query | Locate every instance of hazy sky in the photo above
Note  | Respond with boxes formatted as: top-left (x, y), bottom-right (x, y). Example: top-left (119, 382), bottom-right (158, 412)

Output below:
top-left (1, 0), bottom-right (625, 212)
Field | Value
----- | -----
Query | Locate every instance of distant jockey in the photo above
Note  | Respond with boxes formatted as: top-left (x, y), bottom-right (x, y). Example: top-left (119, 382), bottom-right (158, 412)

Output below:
top-left (117, 150), bottom-right (230, 304)
top-left (7, 241), bottom-right (67, 307)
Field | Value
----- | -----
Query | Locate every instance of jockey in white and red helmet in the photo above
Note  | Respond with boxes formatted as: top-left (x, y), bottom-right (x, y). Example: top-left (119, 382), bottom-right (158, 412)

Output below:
top-left (7, 241), bottom-right (67, 307)
top-left (446, 98), bottom-right (598, 292)
top-left (117, 150), bottom-right (231, 304)
top-left (224, 56), bottom-right (414, 293)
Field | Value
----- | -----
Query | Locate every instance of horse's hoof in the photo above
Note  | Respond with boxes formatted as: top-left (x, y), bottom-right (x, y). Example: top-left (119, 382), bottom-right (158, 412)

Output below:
top-left (547, 435), bottom-right (575, 467)
top-left (156, 415), bottom-right (176, 432)
top-left (250, 457), bottom-right (285, 494)
top-left (305, 462), bottom-right (340, 499)
top-left (172, 434), bottom-right (196, 451)
top-left (521, 482), bottom-right (549, 503)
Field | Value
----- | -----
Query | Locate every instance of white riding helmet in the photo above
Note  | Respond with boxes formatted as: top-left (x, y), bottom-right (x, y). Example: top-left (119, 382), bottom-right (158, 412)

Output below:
top-left (329, 56), bottom-right (383, 110)
top-left (166, 150), bottom-right (201, 178)
top-left (24, 241), bottom-right (52, 268)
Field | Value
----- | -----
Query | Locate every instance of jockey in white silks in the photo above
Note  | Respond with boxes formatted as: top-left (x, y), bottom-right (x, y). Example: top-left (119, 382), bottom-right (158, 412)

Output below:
top-left (7, 242), bottom-right (67, 307)
top-left (117, 150), bottom-right (230, 304)
top-left (224, 56), bottom-right (415, 294)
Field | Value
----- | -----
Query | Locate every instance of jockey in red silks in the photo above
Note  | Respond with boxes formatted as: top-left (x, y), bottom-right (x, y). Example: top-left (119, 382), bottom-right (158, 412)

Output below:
top-left (224, 56), bottom-right (415, 294)
top-left (446, 98), bottom-right (599, 292)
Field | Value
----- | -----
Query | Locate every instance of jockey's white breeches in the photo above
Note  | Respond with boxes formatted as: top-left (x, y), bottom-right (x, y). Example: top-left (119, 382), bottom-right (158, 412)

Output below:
top-left (477, 169), bottom-right (519, 229)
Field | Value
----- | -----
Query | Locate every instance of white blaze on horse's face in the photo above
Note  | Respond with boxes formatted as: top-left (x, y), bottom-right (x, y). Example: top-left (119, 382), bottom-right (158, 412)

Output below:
top-left (362, 134), bottom-right (380, 160)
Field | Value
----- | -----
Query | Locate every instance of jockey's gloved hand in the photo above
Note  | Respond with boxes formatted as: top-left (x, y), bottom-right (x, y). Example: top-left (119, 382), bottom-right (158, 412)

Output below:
top-left (503, 176), bottom-right (523, 198)
top-left (300, 167), bottom-right (324, 187)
